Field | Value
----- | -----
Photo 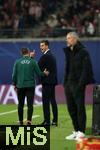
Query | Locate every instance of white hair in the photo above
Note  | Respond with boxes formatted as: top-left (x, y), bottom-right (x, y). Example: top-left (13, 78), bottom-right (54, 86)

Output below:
top-left (67, 32), bottom-right (80, 41)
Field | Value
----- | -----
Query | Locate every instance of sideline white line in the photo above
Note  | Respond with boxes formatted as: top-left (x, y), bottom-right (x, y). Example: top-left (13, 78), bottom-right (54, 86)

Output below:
top-left (0, 105), bottom-right (41, 116)
top-left (0, 107), bottom-right (27, 116)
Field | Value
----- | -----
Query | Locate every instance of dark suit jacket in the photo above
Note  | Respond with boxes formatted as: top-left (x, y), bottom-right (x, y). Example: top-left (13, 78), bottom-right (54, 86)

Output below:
top-left (38, 50), bottom-right (57, 85)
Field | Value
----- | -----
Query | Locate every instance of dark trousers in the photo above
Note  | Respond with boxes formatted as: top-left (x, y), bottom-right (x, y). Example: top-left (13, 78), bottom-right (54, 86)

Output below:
top-left (17, 87), bottom-right (35, 122)
top-left (42, 85), bottom-right (58, 123)
top-left (64, 84), bottom-right (86, 133)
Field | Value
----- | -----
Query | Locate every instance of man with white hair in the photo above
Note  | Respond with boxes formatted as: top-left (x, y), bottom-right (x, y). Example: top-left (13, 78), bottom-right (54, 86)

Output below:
top-left (63, 32), bottom-right (95, 140)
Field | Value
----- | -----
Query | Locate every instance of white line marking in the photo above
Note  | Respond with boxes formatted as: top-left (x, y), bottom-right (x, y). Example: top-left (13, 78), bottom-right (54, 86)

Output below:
top-left (0, 105), bottom-right (41, 116)
top-left (0, 107), bottom-right (27, 116)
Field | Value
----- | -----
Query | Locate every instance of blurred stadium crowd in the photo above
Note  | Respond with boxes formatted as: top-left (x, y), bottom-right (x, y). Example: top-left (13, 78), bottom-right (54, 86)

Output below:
top-left (0, 0), bottom-right (100, 38)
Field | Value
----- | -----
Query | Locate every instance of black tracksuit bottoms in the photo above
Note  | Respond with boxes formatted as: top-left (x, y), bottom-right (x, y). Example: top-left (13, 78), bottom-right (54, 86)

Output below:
top-left (64, 84), bottom-right (86, 133)
top-left (17, 87), bottom-right (35, 122)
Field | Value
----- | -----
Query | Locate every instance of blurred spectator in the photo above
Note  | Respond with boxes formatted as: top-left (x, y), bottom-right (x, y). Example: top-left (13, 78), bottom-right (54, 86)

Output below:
top-left (0, 0), bottom-right (99, 38)
top-left (46, 14), bottom-right (58, 28)
top-left (28, 1), bottom-right (36, 27)
top-left (94, 9), bottom-right (100, 36)
top-left (82, 20), bottom-right (95, 36)
top-left (3, 13), bottom-right (12, 37)
top-left (13, 14), bottom-right (20, 36)
top-left (35, 2), bottom-right (43, 22)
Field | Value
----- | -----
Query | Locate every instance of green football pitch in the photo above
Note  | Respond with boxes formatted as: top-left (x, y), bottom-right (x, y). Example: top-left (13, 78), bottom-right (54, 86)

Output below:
top-left (0, 104), bottom-right (93, 150)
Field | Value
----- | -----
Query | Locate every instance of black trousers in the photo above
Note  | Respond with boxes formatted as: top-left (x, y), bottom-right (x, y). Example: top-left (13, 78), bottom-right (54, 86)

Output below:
top-left (64, 84), bottom-right (86, 133)
top-left (42, 84), bottom-right (58, 123)
top-left (17, 87), bottom-right (35, 122)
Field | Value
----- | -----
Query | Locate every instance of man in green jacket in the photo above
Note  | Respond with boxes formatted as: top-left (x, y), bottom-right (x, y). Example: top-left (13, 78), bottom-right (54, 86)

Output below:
top-left (12, 48), bottom-right (49, 125)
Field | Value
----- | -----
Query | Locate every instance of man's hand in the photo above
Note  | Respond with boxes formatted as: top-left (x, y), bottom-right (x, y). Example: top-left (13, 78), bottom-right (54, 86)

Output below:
top-left (43, 68), bottom-right (49, 76)
top-left (30, 50), bottom-right (35, 58)
top-left (13, 85), bottom-right (17, 92)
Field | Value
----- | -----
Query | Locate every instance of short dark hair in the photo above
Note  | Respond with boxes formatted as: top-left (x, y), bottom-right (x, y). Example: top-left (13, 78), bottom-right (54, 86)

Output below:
top-left (21, 48), bottom-right (29, 55)
top-left (40, 40), bottom-right (49, 46)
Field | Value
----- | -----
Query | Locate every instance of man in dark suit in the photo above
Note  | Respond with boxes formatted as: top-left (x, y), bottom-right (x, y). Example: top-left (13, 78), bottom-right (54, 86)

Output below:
top-left (38, 40), bottom-right (58, 126)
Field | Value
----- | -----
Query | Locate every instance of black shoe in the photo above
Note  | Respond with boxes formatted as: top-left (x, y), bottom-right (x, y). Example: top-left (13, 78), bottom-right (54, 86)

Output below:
top-left (26, 121), bottom-right (32, 125)
top-left (51, 121), bottom-right (58, 126)
top-left (19, 121), bottom-right (23, 125)
top-left (40, 121), bottom-right (50, 126)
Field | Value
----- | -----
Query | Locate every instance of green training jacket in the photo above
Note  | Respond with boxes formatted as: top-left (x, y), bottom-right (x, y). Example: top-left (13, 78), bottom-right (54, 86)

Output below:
top-left (12, 56), bottom-right (44, 88)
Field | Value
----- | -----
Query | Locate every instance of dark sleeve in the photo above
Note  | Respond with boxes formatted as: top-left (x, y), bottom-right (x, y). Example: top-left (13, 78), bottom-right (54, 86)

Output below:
top-left (33, 61), bottom-right (44, 76)
top-left (38, 55), bottom-right (47, 71)
top-left (78, 50), bottom-right (93, 87)
top-left (63, 48), bottom-right (69, 84)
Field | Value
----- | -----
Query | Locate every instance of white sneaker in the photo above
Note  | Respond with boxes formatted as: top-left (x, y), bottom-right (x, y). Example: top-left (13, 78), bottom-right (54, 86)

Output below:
top-left (65, 131), bottom-right (78, 140)
top-left (75, 131), bottom-right (85, 140)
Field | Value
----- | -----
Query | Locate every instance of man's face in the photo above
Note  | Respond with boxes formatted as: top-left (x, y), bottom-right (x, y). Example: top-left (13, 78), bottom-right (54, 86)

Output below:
top-left (40, 42), bottom-right (48, 53)
top-left (66, 34), bottom-right (77, 47)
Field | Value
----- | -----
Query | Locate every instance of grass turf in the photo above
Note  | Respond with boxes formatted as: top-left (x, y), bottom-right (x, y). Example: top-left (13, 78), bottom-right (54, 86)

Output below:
top-left (0, 104), bottom-right (93, 150)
